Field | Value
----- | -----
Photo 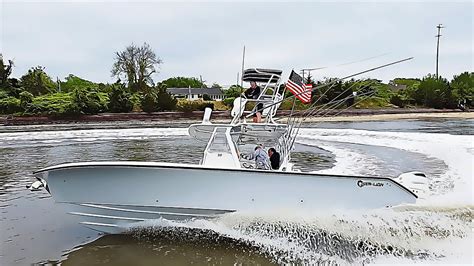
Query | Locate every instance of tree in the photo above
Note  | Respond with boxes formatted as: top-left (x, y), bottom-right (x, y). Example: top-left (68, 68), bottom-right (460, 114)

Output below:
top-left (162, 77), bottom-right (206, 88)
top-left (20, 66), bottom-right (56, 96)
top-left (224, 85), bottom-right (244, 98)
top-left (0, 54), bottom-right (14, 89)
top-left (156, 83), bottom-right (177, 111)
top-left (450, 72), bottom-right (474, 107)
top-left (418, 74), bottom-right (453, 108)
top-left (61, 74), bottom-right (98, 92)
top-left (111, 43), bottom-right (162, 92)
top-left (140, 86), bottom-right (158, 113)
top-left (211, 83), bottom-right (222, 89)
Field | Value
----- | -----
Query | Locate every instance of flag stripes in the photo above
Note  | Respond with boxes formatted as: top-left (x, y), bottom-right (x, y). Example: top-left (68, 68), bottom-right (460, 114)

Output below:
top-left (286, 70), bottom-right (312, 103)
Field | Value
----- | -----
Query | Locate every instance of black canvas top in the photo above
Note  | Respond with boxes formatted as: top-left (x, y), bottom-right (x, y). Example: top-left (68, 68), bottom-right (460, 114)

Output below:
top-left (242, 68), bottom-right (283, 83)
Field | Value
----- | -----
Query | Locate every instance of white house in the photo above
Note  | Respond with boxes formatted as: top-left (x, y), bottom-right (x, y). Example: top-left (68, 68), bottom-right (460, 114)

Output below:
top-left (167, 87), bottom-right (225, 101)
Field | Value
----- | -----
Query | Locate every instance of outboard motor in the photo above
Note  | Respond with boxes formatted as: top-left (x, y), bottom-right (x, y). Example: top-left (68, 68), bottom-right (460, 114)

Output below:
top-left (394, 171), bottom-right (429, 199)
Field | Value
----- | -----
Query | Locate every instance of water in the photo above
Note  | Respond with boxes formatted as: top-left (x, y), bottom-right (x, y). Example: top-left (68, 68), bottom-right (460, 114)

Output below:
top-left (0, 118), bottom-right (472, 265)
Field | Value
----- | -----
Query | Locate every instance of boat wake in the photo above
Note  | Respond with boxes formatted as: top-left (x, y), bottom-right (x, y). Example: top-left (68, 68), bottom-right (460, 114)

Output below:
top-left (128, 206), bottom-right (472, 264)
top-left (298, 128), bottom-right (473, 205)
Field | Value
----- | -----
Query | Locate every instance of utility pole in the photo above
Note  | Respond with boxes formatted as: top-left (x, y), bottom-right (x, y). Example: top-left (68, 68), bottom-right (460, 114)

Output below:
top-left (435, 24), bottom-right (444, 79)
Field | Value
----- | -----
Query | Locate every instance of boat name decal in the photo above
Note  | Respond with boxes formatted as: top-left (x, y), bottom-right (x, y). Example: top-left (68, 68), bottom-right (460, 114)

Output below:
top-left (357, 180), bottom-right (384, 188)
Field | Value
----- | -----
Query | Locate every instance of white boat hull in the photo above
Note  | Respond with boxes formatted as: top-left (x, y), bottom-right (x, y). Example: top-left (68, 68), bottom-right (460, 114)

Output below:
top-left (35, 162), bottom-right (417, 233)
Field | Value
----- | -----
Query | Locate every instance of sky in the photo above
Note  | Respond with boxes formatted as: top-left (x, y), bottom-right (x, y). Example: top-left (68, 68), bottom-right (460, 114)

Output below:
top-left (1, 0), bottom-right (473, 86)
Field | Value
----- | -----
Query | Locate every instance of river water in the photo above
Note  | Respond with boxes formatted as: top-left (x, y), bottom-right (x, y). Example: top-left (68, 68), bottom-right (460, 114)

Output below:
top-left (0, 118), bottom-right (472, 265)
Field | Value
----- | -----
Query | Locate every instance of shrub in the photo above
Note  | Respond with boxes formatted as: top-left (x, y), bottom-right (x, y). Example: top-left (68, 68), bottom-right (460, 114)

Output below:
top-left (19, 91), bottom-right (34, 109)
top-left (108, 83), bottom-right (133, 113)
top-left (390, 93), bottom-right (406, 108)
top-left (20, 66), bottom-right (56, 96)
top-left (0, 96), bottom-right (21, 114)
top-left (202, 94), bottom-right (212, 101)
top-left (176, 100), bottom-right (214, 113)
top-left (223, 97), bottom-right (235, 107)
top-left (61, 74), bottom-right (99, 92)
top-left (70, 88), bottom-right (107, 115)
top-left (156, 84), bottom-right (177, 111)
top-left (141, 90), bottom-right (158, 113)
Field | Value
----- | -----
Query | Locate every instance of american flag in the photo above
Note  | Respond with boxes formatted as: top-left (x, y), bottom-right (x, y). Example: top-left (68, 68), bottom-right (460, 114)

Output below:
top-left (286, 70), bottom-right (312, 103)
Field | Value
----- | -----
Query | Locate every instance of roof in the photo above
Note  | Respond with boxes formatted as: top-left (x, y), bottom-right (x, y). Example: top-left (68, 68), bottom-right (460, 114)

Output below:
top-left (167, 88), bottom-right (224, 95)
top-left (242, 68), bottom-right (283, 83)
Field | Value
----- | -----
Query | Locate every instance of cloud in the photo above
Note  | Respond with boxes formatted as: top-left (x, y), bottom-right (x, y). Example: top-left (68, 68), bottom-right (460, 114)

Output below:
top-left (1, 1), bottom-right (472, 85)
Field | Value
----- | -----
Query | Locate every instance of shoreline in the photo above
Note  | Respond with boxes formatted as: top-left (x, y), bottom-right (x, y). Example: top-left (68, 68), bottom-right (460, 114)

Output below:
top-left (1, 109), bottom-right (472, 131)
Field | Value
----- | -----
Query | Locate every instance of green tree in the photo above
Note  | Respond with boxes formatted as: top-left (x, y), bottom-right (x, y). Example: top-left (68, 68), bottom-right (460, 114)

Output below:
top-left (19, 91), bottom-right (33, 109)
top-left (451, 72), bottom-right (474, 107)
top-left (224, 85), bottom-right (244, 98)
top-left (156, 83), bottom-right (177, 111)
top-left (20, 66), bottom-right (56, 96)
top-left (211, 83), bottom-right (222, 89)
top-left (140, 86), bottom-right (158, 113)
top-left (418, 74), bottom-right (453, 108)
top-left (61, 74), bottom-right (98, 92)
top-left (108, 83), bottom-right (133, 113)
top-left (0, 54), bottom-right (14, 89)
top-left (111, 42), bottom-right (162, 92)
top-left (162, 77), bottom-right (206, 88)
top-left (71, 87), bottom-right (106, 114)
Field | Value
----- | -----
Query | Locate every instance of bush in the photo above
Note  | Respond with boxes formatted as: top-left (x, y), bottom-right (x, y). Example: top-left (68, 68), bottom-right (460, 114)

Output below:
top-left (156, 84), bottom-right (177, 111)
top-left (108, 83), bottom-right (133, 113)
top-left (223, 97), bottom-right (235, 107)
top-left (224, 85), bottom-right (244, 98)
top-left (418, 75), bottom-right (454, 109)
top-left (202, 94), bottom-right (212, 101)
top-left (26, 93), bottom-right (74, 115)
top-left (141, 90), bottom-right (158, 113)
top-left (19, 91), bottom-right (34, 109)
top-left (176, 100), bottom-right (214, 113)
top-left (390, 93), bottom-right (406, 108)
top-left (354, 96), bottom-right (391, 108)
top-left (70, 88), bottom-right (108, 115)
top-left (20, 66), bottom-right (56, 96)
top-left (0, 96), bottom-right (21, 114)
top-left (61, 74), bottom-right (99, 92)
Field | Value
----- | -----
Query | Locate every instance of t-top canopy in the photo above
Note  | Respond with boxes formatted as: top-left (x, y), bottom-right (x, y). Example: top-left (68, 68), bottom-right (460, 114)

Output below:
top-left (242, 68), bottom-right (283, 83)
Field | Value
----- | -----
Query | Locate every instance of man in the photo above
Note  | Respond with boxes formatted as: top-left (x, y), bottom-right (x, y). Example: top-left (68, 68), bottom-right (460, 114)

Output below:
top-left (268, 148), bottom-right (281, 170)
top-left (244, 81), bottom-right (263, 123)
top-left (242, 145), bottom-right (270, 170)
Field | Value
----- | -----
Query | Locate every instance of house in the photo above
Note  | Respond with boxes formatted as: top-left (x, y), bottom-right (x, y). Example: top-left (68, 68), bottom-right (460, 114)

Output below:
top-left (167, 87), bottom-right (225, 101)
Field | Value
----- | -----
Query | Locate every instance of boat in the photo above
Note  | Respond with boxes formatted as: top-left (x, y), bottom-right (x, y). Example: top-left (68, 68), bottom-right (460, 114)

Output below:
top-left (30, 67), bottom-right (419, 234)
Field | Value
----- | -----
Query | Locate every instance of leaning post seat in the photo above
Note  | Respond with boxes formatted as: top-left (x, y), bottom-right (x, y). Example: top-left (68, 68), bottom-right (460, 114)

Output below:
top-left (242, 68), bottom-right (283, 83)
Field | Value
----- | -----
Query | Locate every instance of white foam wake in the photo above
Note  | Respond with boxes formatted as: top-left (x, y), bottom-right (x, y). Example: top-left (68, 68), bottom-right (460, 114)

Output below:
top-left (0, 128), bottom-right (189, 147)
top-left (298, 128), bottom-right (473, 205)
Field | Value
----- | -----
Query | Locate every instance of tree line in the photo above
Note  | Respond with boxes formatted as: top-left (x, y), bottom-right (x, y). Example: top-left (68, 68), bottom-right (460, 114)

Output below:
top-left (1, 43), bottom-right (473, 116)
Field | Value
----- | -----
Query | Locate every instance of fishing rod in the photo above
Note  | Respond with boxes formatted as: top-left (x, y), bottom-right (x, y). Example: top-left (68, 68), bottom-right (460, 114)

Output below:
top-left (278, 80), bottom-right (378, 156)
top-left (286, 89), bottom-right (377, 153)
top-left (245, 57), bottom-right (413, 118)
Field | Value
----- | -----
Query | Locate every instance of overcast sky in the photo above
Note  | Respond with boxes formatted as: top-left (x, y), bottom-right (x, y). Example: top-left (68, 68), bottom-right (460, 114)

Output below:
top-left (1, 0), bottom-right (472, 86)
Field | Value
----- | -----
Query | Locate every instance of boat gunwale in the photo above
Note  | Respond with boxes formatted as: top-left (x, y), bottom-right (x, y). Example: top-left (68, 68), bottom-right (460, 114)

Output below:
top-left (34, 161), bottom-right (418, 198)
